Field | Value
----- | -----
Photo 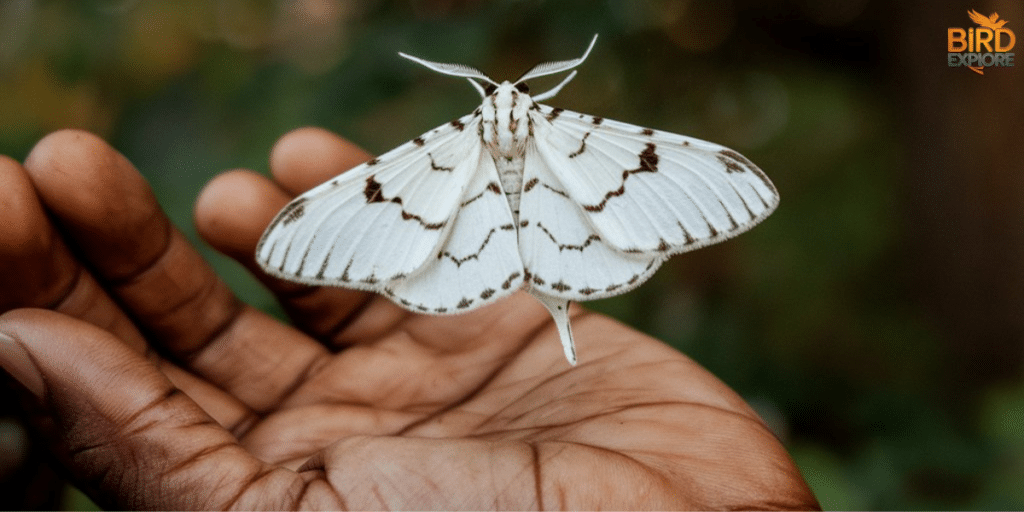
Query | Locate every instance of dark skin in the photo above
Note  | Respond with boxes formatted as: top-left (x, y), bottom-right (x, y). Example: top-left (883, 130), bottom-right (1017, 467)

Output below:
top-left (0, 128), bottom-right (819, 510)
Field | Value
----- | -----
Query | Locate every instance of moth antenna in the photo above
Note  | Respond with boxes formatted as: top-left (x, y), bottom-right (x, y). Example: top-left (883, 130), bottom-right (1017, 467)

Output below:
top-left (531, 70), bottom-right (577, 102)
top-left (467, 78), bottom-right (487, 98)
top-left (516, 34), bottom-right (598, 84)
top-left (399, 52), bottom-right (497, 85)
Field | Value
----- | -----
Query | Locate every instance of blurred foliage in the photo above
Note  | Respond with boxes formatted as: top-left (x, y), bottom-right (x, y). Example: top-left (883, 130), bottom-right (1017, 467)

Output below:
top-left (2, 0), bottom-right (1024, 509)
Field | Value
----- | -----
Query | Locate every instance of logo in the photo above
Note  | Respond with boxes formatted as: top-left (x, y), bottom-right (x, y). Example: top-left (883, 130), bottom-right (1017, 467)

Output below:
top-left (948, 10), bottom-right (1016, 75)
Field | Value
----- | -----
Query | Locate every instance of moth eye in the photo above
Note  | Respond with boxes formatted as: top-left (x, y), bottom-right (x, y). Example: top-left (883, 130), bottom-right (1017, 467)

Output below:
top-left (515, 82), bottom-right (530, 94)
top-left (484, 83), bottom-right (498, 95)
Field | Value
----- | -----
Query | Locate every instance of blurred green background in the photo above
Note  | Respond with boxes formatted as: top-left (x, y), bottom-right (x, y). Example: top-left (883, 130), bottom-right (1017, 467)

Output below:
top-left (2, 0), bottom-right (1024, 509)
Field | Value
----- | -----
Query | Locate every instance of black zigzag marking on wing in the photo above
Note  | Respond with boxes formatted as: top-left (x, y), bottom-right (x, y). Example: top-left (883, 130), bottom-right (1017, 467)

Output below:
top-left (535, 221), bottom-right (601, 252)
top-left (439, 227), bottom-right (501, 266)
top-left (460, 181), bottom-right (503, 208)
top-left (568, 132), bottom-right (590, 158)
top-left (581, 143), bottom-right (659, 212)
top-left (428, 152), bottom-right (454, 172)
top-left (364, 175), bottom-right (446, 230)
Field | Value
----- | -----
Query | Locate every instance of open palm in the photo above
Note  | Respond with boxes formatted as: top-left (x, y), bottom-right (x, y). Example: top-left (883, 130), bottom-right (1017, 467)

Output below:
top-left (0, 128), bottom-right (817, 510)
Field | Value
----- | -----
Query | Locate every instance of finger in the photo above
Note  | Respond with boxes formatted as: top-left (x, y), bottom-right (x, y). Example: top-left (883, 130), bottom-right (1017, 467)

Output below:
top-left (22, 130), bottom-right (233, 346)
top-left (270, 126), bottom-right (372, 196)
top-left (195, 168), bottom-right (400, 342)
top-left (2, 152), bottom-right (261, 427)
top-left (0, 309), bottom-right (303, 510)
top-left (0, 153), bottom-right (147, 350)
top-left (0, 156), bottom-right (77, 311)
top-left (22, 130), bottom-right (329, 412)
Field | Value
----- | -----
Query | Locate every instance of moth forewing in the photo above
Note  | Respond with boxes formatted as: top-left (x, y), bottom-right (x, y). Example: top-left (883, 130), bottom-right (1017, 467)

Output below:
top-left (255, 114), bottom-right (487, 289)
top-left (528, 104), bottom-right (779, 255)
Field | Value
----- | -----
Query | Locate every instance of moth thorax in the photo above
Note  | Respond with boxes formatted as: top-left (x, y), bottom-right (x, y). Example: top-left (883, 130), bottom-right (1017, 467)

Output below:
top-left (482, 83), bottom-right (532, 159)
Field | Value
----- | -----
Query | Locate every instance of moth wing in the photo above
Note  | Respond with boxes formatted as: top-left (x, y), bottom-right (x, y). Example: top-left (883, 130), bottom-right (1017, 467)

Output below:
top-left (384, 152), bottom-right (525, 313)
top-left (518, 141), bottom-right (663, 302)
top-left (256, 114), bottom-right (483, 289)
top-left (530, 105), bottom-right (779, 255)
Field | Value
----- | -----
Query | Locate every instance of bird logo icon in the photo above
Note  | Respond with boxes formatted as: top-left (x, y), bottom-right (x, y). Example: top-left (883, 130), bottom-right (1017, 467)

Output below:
top-left (968, 10), bottom-right (1008, 30)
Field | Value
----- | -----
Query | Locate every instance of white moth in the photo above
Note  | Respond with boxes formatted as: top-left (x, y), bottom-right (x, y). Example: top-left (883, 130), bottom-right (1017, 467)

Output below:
top-left (256, 35), bottom-right (779, 365)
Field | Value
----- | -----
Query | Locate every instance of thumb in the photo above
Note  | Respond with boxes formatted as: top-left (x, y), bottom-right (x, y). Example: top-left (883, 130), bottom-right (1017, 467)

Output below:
top-left (0, 309), bottom-right (299, 510)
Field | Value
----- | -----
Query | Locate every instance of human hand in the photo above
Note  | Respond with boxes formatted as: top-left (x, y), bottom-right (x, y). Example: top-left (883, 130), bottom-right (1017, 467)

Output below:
top-left (0, 129), bottom-right (818, 510)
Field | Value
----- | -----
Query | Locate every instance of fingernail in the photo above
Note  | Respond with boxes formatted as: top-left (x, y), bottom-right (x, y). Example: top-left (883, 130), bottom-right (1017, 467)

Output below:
top-left (0, 332), bottom-right (45, 398)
